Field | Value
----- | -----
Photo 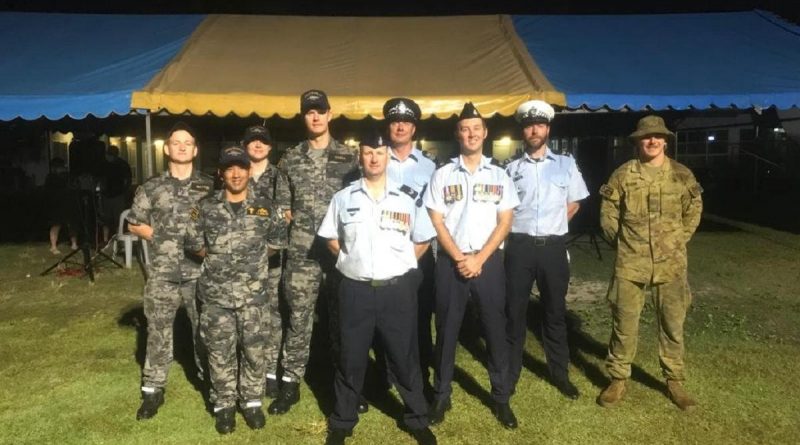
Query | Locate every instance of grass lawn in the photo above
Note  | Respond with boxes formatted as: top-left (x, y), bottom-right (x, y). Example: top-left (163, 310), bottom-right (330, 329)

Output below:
top-left (1, 216), bottom-right (799, 445)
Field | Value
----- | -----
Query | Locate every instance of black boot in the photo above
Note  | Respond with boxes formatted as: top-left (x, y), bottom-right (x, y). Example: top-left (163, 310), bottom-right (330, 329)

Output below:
top-left (427, 398), bottom-right (451, 426)
top-left (493, 402), bottom-right (518, 429)
top-left (410, 426), bottom-right (438, 445)
top-left (214, 407), bottom-right (236, 435)
top-left (268, 381), bottom-right (300, 415)
top-left (265, 377), bottom-right (280, 399)
top-left (324, 428), bottom-right (352, 445)
top-left (241, 404), bottom-right (266, 430)
top-left (357, 395), bottom-right (369, 414)
top-left (136, 389), bottom-right (164, 420)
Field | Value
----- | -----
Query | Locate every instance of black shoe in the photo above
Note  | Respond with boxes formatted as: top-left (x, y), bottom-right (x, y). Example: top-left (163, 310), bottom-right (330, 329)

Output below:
top-left (265, 378), bottom-right (280, 399)
top-left (214, 407), bottom-right (236, 435)
top-left (493, 403), bottom-right (518, 429)
top-left (410, 426), bottom-right (438, 445)
top-left (324, 428), bottom-right (352, 445)
top-left (241, 405), bottom-right (266, 430)
top-left (357, 396), bottom-right (369, 414)
top-left (427, 398), bottom-right (451, 426)
top-left (136, 389), bottom-right (164, 420)
top-left (268, 381), bottom-right (300, 415)
top-left (553, 376), bottom-right (580, 400)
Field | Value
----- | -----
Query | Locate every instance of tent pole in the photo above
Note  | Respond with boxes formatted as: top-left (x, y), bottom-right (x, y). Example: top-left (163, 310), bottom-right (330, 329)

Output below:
top-left (145, 111), bottom-right (153, 177)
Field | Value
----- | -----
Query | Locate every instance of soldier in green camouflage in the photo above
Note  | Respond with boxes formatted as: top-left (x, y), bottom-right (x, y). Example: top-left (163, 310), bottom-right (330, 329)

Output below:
top-left (241, 125), bottom-right (290, 399)
top-left (127, 122), bottom-right (214, 420)
top-left (270, 89), bottom-right (359, 415)
top-left (597, 115), bottom-right (703, 411)
top-left (187, 145), bottom-right (286, 434)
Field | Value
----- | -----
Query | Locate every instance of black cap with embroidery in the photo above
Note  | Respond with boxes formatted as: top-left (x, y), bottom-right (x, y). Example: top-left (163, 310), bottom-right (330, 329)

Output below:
top-left (242, 125), bottom-right (272, 146)
top-left (359, 129), bottom-right (388, 149)
top-left (166, 121), bottom-right (197, 140)
top-left (458, 102), bottom-right (482, 121)
top-left (383, 97), bottom-right (421, 124)
top-left (300, 89), bottom-right (330, 114)
top-left (218, 145), bottom-right (251, 168)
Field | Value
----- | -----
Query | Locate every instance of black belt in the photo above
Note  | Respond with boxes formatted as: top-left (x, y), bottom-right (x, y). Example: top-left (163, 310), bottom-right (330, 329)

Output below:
top-left (352, 275), bottom-right (403, 287)
top-left (513, 233), bottom-right (565, 246)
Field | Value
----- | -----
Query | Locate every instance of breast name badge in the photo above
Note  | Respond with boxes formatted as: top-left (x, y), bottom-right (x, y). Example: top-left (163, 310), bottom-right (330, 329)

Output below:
top-left (379, 210), bottom-right (410, 235)
top-left (472, 183), bottom-right (503, 203)
top-left (443, 184), bottom-right (464, 204)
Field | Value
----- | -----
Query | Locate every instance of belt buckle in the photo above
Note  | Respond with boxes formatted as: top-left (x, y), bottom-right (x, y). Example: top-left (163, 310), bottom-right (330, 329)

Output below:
top-left (534, 237), bottom-right (547, 246)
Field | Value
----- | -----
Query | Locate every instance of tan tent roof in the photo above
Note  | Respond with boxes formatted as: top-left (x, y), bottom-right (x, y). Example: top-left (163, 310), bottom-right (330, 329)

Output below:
top-left (131, 15), bottom-right (565, 118)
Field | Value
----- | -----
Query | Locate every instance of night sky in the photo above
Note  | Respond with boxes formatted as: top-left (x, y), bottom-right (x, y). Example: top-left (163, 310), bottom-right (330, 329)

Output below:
top-left (0, 0), bottom-right (798, 23)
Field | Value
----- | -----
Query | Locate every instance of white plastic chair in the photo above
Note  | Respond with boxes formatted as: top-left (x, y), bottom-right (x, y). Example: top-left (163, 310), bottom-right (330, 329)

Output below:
top-left (113, 209), bottom-right (150, 268)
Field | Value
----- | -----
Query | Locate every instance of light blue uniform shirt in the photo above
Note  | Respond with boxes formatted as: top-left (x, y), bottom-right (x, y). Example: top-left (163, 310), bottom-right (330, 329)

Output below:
top-left (505, 147), bottom-right (589, 236)
top-left (424, 155), bottom-right (519, 253)
top-left (387, 147), bottom-right (437, 197)
top-left (318, 178), bottom-right (436, 281)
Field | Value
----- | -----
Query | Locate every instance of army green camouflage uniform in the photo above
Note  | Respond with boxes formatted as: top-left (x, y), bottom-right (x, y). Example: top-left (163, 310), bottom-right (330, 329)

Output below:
top-left (274, 139), bottom-right (358, 382)
top-left (127, 169), bottom-right (213, 389)
top-left (599, 158), bottom-right (702, 381)
top-left (186, 189), bottom-right (286, 409)
top-left (249, 165), bottom-right (290, 384)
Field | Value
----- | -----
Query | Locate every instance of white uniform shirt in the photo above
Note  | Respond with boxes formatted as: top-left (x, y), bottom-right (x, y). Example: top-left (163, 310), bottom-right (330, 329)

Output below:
top-left (424, 155), bottom-right (519, 253)
top-left (387, 147), bottom-right (437, 197)
top-left (318, 178), bottom-right (436, 281)
top-left (505, 147), bottom-right (589, 236)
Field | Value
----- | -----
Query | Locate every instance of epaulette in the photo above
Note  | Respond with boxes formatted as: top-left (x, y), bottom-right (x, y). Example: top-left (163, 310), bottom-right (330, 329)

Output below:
top-left (490, 158), bottom-right (503, 168)
top-left (399, 184), bottom-right (419, 200)
top-left (420, 149), bottom-right (437, 162)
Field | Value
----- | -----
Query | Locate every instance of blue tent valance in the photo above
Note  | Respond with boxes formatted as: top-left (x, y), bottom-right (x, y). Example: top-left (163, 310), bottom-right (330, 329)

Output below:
top-left (512, 10), bottom-right (800, 110)
top-left (0, 13), bottom-right (204, 120)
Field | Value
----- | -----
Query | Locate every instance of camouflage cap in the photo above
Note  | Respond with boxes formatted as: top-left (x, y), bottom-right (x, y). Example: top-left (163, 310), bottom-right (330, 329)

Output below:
top-left (629, 115), bottom-right (674, 140)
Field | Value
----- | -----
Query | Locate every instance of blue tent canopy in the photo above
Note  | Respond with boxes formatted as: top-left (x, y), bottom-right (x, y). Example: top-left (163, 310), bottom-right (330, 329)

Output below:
top-left (0, 13), bottom-right (204, 121)
top-left (512, 11), bottom-right (800, 110)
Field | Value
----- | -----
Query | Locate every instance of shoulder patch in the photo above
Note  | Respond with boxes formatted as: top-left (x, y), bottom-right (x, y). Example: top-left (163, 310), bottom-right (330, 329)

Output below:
top-left (599, 184), bottom-right (618, 200)
top-left (689, 183), bottom-right (703, 197)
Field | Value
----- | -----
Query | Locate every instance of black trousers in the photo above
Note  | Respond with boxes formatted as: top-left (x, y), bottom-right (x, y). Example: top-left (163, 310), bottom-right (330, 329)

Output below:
top-left (504, 233), bottom-right (571, 388)
top-left (432, 251), bottom-right (510, 404)
top-left (328, 272), bottom-right (428, 431)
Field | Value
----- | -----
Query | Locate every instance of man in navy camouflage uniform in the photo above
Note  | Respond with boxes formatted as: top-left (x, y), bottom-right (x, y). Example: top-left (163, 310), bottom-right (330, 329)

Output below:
top-left (187, 145), bottom-right (286, 434)
top-left (271, 90), bottom-right (359, 415)
top-left (127, 122), bottom-right (213, 420)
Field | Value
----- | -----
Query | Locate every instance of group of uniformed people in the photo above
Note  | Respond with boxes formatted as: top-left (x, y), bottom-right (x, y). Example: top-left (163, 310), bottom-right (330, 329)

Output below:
top-left (127, 89), bottom-right (703, 444)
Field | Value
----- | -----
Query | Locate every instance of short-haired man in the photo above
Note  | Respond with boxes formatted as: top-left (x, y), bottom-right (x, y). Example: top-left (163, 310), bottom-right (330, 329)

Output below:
top-left (424, 103), bottom-right (519, 429)
top-left (504, 100), bottom-right (589, 401)
top-left (127, 122), bottom-right (213, 420)
top-left (318, 130), bottom-right (437, 445)
top-left (597, 115), bottom-right (702, 410)
top-left (271, 90), bottom-right (359, 415)
top-left (241, 125), bottom-right (290, 399)
top-left (187, 146), bottom-right (286, 434)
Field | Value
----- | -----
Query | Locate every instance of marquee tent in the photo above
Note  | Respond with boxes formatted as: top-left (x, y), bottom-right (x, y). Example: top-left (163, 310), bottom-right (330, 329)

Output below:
top-left (0, 13), bottom-right (203, 121)
top-left (130, 15), bottom-right (564, 118)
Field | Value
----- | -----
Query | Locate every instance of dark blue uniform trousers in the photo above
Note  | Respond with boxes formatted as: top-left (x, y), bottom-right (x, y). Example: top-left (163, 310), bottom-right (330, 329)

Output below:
top-left (432, 251), bottom-right (511, 404)
top-left (504, 233), bottom-right (571, 388)
top-left (328, 271), bottom-right (429, 431)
